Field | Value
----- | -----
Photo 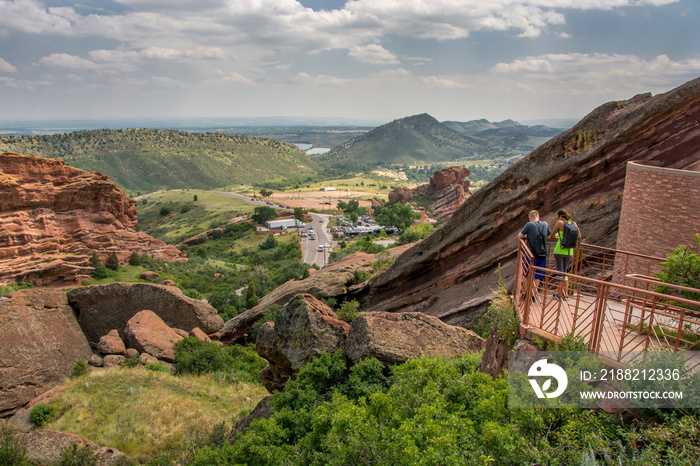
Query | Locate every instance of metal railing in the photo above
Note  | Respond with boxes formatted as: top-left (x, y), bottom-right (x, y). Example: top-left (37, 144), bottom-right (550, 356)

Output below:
top-left (515, 240), bottom-right (700, 364)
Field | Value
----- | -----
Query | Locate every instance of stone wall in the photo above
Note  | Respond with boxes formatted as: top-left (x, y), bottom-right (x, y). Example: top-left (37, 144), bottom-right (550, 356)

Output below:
top-left (616, 161), bottom-right (700, 259)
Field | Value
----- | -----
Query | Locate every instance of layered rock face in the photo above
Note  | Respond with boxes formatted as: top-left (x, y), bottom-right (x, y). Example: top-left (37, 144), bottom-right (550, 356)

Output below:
top-left (366, 78), bottom-right (700, 327)
top-left (0, 153), bottom-right (184, 286)
top-left (0, 289), bottom-right (93, 417)
top-left (387, 166), bottom-right (470, 220)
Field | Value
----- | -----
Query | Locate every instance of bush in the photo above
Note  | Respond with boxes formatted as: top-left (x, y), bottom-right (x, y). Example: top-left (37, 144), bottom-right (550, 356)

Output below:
top-left (121, 354), bottom-right (141, 368)
top-left (259, 234), bottom-right (278, 250)
top-left (105, 252), bottom-right (119, 271)
top-left (128, 251), bottom-right (141, 266)
top-left (174, 337), bottom-right (265, 384)
top-left (145, 363), bottom-right (170, 373)
top-left (71, 360), bottom-right (88, 378)
top-left (159, 206), bottom-right (171, 216)
top-left (58, 442), bottom-right (100, 466)
top-left (0, 423), bottom-right (28, 466)
top-left (336, 300), bottom-right (360, 323)
top-left (30, 403), bottom-right (56, 427)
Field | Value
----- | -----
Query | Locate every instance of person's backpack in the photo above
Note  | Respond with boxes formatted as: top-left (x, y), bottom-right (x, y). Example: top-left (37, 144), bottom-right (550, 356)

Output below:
top-left (533, 222), bottom-right (548, 257)
top-left (561, 222), bottom-right (579, 249)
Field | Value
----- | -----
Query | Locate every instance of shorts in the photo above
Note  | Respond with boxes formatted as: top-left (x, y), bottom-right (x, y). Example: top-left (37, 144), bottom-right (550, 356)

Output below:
top-left (526, 255), bottom-right (547, 280)
top-left (554, 254), bottom-right (572, 278)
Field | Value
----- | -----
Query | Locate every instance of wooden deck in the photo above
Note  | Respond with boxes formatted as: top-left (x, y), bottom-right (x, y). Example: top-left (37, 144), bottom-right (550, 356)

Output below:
top-left (515, 240), bottom-right (700, 366)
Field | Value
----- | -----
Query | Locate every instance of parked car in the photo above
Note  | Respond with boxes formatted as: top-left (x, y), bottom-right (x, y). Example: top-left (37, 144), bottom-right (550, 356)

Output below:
top-left (318, 245), bottom-right (325, 252)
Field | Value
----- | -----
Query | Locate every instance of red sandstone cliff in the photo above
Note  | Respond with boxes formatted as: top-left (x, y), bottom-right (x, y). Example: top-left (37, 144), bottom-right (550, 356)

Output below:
top-left (387, 166), bottom-right (471, 221)
top-left (364, 78), bottom-right (700, 327)
top-left (0, 153), bottom-right (185, 286)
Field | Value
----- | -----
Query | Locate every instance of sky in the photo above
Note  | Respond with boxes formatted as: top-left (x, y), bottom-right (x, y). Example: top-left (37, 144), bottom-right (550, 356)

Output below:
top-left (0, 0), bottom-right (699, 124)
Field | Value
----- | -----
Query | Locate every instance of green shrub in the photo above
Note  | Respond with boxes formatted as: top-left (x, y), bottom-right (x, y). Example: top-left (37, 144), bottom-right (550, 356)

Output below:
top-left (250, 304), bottom-right (281, 341)
top-left (128, 252), bottom-right (142, 266)
top-left (71, 360), bottom-right (88, 378)
top-left (105, 252), bottom-right (119, 271)
top-left (58, 442), bottom-right (100, 466)
top-left (159, 206), bottom-right (171, 216)
top-left (30, 403), bottom-right (56, 427)
top-left (0, 281), bottom-right (34, 298)
top-left (0, 423), bottom-right (28, 466)
top-left (144, 363), bottom-right (170, 373)
top-left (174, 337), bottom-right (265, 384)
top-left (121, 354), bottom-right (141, 368)
top-left (336, 300), bottom-right (360, 323)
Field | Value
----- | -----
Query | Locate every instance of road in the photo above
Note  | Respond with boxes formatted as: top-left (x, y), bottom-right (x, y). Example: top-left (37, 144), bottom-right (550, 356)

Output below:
top-left (217, 193), bottom-right (334, 267)
top-left (301, 213), bottom-right (334, 268)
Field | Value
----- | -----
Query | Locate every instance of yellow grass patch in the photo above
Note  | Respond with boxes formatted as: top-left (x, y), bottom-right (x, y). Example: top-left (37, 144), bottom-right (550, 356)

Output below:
top-left (46, 367), bottom-right (268, 463)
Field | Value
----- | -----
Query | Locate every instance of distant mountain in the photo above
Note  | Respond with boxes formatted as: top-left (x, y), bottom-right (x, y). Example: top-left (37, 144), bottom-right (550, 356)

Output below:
top-left (319, 113), bottom-right (484, 166)
top-left (0, 129), bottom-right (319, 193)
top-left (441, 119), bottom-right (522, 135)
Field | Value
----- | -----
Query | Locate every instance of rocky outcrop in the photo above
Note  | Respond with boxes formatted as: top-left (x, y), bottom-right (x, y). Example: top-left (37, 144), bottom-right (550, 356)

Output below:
top-left (366, 78), bottom-right (700, 327)
top-left (0, 153), bottom-right (185, 286)
top-left (257, 295), bottom-right (349, 392)
top-left (215, 246), bottom-right (412, 344)
top-left (387, 166), bottom-right (471, 221)
top-left (229, 396), bottom-right (274, 444)
top-left (345, 311), bottom-right (483, 364)
top-left (0, 289), bottom-right (93, 417)
top-left (67, 282), bottom-right (224, 344)
top-left (256, 294), bottom-right (484, 393)
top-left (124, 310), bottom-right (183, 362)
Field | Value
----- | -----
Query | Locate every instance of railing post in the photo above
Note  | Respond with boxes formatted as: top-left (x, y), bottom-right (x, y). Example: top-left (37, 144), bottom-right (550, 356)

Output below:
top-left (676, 308), bottom-right (686, 350)
top-left (590, 283), bottom-right (608, 351)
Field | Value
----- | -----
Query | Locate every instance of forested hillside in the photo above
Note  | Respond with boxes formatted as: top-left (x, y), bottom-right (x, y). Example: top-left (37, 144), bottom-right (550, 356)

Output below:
top-left (0, 129), bottom-right (319, 194)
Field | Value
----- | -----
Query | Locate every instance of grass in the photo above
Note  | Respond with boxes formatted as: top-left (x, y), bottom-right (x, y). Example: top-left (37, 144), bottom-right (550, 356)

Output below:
top-left (136, 189), bottom-right (255, 243)
top-left (46, 367), bottom-right (268, 463)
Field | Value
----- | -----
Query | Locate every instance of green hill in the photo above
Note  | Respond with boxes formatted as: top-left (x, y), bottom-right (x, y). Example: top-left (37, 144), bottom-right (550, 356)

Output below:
top-left (318, 113), bottom-right (485, 166)
top-left (0, 129), bottom-right (319, 194)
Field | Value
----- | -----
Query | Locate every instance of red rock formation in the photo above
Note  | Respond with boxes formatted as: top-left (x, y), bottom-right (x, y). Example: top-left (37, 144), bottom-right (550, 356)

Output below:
top-left (0, 153), bottom-right (185, 286)
top-left (387, 166), bottom-right (471, 221)
top-left (365, 78), bottom-right (700, 327)
top-left (0, 289), bottom-right (93, 417)
top-left (344, 311), bottom-right (484, 365)
top-left (125, 310), bottom-right (183, 362)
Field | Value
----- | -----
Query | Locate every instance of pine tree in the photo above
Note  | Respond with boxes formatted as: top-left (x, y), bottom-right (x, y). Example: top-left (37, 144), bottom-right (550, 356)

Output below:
top-left (129, 251), bottom-right (142, 266)
top-left (245, 283), bottom-right (259, 309)
top-left (105, 252), bottom-right (119, 271)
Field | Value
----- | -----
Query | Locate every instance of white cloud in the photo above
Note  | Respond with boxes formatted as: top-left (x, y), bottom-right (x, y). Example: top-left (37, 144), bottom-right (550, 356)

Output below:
top-left (37, 53), bottom-right (100, 70)
top-left (422, 76), bottom-right (469, 89)
top-left (348, 44), bottom-right (399, 65)
top-left (0, 58), bottom-right (17, 73)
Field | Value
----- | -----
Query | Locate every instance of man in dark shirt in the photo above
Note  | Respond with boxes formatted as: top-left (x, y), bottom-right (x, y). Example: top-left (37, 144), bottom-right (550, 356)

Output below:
top-left (518, 210), bottom-right (551, 290)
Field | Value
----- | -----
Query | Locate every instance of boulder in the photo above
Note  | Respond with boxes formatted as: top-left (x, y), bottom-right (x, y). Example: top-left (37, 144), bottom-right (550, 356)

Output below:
top-left (229, 396), bottom-right (274, 444)
top-left (215, 246), bottom-right (412, 344)
top-left (88, 354), bottom-right (104, 367)
top-left (96, 329), bottom-right (126, 355)
top-left (125, 348), bottom-right (139, 358)
top-left (139, 353), bottom-right (159, 365)
top-left (189, 327), bottom-right (211, 342)
top-left (139, 271), bottom-right (160, 281)
top-left (344, 311), bottom-right (484, 365)
top-left (67, 282), bottom-right (223, 344)
top-left (124, 310), bottom-right (183, 362)
top-left (0, 289), bottom-right (93, 417)
top-left (20, 428), bottom-right (128, 466)
top-left (102, 355), bottom-right (125, 368)
top-left (256, 295), bottom-right (349, 392)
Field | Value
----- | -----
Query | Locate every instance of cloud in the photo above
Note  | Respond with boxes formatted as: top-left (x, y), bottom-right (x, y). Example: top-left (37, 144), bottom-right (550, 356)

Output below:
top-left (422, 76), bottom-right (469, 89)
top-left (37, 53), bottom-right (100, 70)
top-left (348, 44), bottom-right (399, 65)
top-left (294, 72), bottom-right (353, 86)
top-left (0, 58), bottom-right (17, 73)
